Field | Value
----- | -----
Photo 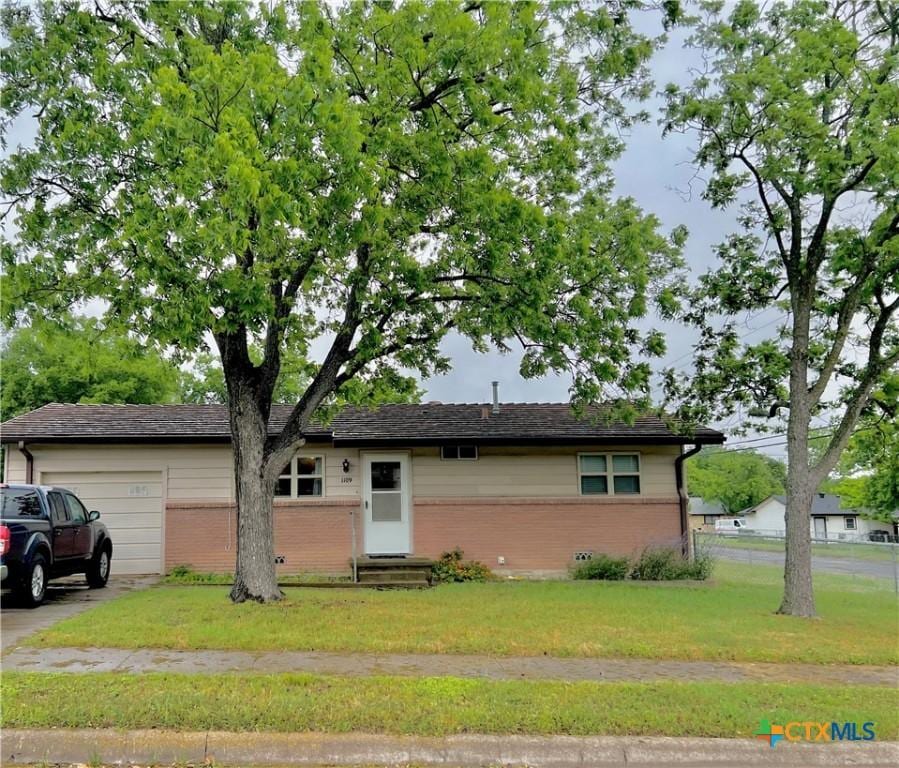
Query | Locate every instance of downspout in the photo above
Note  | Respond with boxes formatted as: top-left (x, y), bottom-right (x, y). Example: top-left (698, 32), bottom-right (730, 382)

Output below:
top-left (18, 441), bottom-right (34, 484)
top-left (675, 444), bottom-right (703, 557)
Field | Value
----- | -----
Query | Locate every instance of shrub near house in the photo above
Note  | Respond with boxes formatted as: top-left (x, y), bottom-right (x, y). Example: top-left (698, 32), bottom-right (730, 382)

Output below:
top-left (572, 548), bottom-right (713, 582)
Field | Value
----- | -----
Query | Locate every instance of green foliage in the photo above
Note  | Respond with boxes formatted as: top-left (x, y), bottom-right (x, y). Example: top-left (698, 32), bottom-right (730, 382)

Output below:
top-left (661, 0), bottom-right (899, 613)
top-left (572, 549), bottom-right (712, 581)
top-left (179, 350), bottom-right (421, 406)
top-left (630, 547), bottom-right (712, 581)
top-left (431, 548), bottom-right (493, 584)
top-left (821, 414), bottom-right (899, 522)
top-left (0, 316), bottom-right (181, 419)
top-left (661, 0), bottom-right (899, 463)
top-left (1, 0), bottom-right (685, 427)
top-left (572, 554), bottom-right (630, 581)
top-left (687, 448), bottom-right (786, 514)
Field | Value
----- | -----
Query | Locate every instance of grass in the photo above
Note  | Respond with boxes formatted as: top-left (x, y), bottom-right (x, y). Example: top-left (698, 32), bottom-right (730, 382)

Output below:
top-left (699, 534), bottom-right (897, 562)
top-left (3, 671), bottom-right (897, 738)
top-left (164, 568), bottom-right (351, 585)
top-left (28, 562), bottom-right (899, 665)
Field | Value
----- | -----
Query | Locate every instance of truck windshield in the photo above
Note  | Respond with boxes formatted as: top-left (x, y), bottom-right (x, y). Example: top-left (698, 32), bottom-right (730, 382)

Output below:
top-left (0, 488), bottom-right (43, 518)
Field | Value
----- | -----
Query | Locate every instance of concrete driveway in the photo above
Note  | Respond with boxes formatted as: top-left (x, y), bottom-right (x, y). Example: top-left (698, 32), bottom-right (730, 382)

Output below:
top-left (1, 575), bottom-right (157, 652)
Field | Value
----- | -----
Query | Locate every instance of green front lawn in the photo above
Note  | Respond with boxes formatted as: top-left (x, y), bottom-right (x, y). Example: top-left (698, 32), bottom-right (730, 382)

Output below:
top-left (29, 562), bottom-right (899, 665)
top-left (3, 671), bottom-right (897, 739)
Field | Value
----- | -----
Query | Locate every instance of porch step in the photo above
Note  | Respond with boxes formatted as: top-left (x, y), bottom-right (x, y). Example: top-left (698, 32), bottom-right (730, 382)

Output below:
top-left (357, 569), bottom-right (430, 583)
top-left (355, 556), bottom-right (433, 587)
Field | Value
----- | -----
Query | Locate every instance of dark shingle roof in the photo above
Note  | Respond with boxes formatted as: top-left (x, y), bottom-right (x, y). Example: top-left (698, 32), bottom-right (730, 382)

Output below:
top-left (741, 493), bottom-right (855, 516)
top-left (0, 402), bottom-right (725, 446)
top-left (772, 494), bottom-right (848, 516)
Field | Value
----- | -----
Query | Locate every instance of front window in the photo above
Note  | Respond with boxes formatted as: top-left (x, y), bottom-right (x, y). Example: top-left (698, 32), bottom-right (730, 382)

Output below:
top-left (579, 453), bottom-right (641, 495)
top-left (844, 516), bottom-right (857, 530)
top-left (275, 456), bottom-right (324, 498)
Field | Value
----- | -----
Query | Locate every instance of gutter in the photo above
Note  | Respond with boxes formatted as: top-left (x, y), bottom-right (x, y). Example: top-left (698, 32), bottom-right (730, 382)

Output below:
top-left (18, 441), bottom-right (34, 484)
top-left (674, 444), bottom-right (704, 556)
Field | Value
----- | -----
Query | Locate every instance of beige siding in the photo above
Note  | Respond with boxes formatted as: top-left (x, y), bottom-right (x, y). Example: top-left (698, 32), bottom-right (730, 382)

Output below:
top-left (3, 442), bottom-right (681, 501)
top-left (4, 446), bottom-right (28, 482)
top-left (20, 444), bottom-right (234, 500)
top-left (410, 445), bottom-right (680, 498)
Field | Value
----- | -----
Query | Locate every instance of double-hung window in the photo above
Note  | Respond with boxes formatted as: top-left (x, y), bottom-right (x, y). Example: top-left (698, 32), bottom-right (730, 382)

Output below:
top-left (275, 455), bottom-right (324, 498)
top-left (578, 453), bottom-right (641, 495)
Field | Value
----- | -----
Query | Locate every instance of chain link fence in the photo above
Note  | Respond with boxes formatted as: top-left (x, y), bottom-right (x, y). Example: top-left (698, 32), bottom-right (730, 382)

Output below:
top-left (693, 530), bottom-right (899, 594)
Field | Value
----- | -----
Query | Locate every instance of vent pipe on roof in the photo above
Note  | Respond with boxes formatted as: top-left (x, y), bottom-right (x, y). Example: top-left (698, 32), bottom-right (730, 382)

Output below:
top-left (492, 381), bottom-right (500, 414)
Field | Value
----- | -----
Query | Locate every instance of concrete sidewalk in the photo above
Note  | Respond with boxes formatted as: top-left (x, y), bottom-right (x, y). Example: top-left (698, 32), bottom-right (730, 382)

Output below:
top-left (4, 729), bottom-right (898, 767)
top-left (3, 644), bottom-right (897, 686)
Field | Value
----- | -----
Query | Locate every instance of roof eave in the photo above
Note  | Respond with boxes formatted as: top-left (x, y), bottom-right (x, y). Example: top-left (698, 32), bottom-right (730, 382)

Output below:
top-left (3, 433), bottom-right (725, 446)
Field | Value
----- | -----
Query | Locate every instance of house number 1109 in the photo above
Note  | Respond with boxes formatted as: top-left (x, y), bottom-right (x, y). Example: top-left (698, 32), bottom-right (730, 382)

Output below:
top-left (340, 476), bottom-right (354, 484)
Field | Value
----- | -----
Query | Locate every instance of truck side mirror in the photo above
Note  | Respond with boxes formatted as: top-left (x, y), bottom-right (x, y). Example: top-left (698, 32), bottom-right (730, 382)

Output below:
top-left (88, 510), bottom-right (101, 521)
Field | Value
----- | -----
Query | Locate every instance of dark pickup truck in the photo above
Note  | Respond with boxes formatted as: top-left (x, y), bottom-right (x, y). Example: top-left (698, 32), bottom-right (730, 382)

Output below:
top-left (0, 484), bottom-right (113, 607)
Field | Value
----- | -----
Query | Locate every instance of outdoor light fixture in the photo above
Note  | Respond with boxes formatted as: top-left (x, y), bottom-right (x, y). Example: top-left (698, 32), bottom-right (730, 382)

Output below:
top-left (342, 459), bottom-right (351, 473)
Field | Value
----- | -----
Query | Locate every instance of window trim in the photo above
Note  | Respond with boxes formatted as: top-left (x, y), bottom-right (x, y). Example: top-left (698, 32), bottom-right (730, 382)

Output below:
top-left (577, 452), bottom-right (642, 496)
top-left (275, 454), bottom-right (325, 499)
top-left (844, 516), bottom-right (857, 531)
top-left (440, 445), bottom-right (479, 461)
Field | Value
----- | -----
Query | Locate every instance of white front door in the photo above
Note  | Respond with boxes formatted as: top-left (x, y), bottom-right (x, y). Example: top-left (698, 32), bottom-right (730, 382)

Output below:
top-left (362, 453), bottom-right (411, 555)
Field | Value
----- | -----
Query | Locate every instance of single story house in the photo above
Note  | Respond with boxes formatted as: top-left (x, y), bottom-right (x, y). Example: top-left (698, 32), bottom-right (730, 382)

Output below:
top-left (1, 402), bottom-right (724, 575)
top-left (738, 493), bottom-right (896, 541)
top-left (687, 497), bottom-right (728, 531)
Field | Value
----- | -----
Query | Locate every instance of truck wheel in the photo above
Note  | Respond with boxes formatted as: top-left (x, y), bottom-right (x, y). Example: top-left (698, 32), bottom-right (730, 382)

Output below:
top-left (18, 553), bottom-right (48, 608)
top-left (87, 545), bottom-right (111, 589)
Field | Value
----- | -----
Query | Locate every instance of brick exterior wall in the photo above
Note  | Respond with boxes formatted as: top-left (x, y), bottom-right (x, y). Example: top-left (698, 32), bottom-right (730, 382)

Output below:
top-left (414, 497), bottom-right (682, 571)
top-left (165, 496), bottom-right (682, 575)
top-left (165, 499), bottom-right (357, 574)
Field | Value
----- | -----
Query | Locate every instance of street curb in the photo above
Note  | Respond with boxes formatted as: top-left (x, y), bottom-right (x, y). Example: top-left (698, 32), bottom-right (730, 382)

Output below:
top-left (3, 729), bottom-right (898, 766)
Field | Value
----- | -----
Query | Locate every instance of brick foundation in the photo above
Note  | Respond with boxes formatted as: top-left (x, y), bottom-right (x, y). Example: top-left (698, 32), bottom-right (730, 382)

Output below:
top-left (165, 496), bottom-right (682, 575)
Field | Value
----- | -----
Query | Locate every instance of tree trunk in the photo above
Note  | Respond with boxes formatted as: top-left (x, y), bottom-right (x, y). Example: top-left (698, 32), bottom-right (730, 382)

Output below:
top-left (779, 463), bottom-right (816, 617)
top-left (778, 294), bottom-right (816, 617)
top-left (228, 387), bottom-right (282, 604)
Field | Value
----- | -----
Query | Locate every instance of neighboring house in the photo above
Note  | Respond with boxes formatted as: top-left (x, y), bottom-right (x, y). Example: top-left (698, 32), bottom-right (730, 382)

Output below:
top-left (0, 402), bottom-right (724, 576)
top-left (687, 497), bottom-right (729, 531)
top-left (739, 493), bottom-right (895, 541)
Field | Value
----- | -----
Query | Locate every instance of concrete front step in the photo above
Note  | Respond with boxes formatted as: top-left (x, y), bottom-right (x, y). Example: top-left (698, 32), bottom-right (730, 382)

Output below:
top-left (355, 556), bottom-right (434, 587)
top-left (358, 569), bottom-right (431, 583)
top-left (356, 556), bottom-right (434, 567)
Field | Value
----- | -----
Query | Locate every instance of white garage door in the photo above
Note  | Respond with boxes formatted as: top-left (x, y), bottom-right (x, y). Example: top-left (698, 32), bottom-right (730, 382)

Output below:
top-left (40, 471), bottom-right (163, 575)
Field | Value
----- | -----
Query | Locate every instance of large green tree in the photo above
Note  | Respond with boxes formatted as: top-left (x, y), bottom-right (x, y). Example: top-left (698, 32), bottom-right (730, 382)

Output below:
top-left (821, 411), bottom-right (899, 523)
top-left (687, 448), bottom-right (786, 515)
top-left (2, 0), bottom-right (685, 602)
top-left (663, 1), bottom-right (899, 616)
top-left (1, 316), bottom-right (180, 418)
top-left (180, 348), bottom-right (422, 405)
